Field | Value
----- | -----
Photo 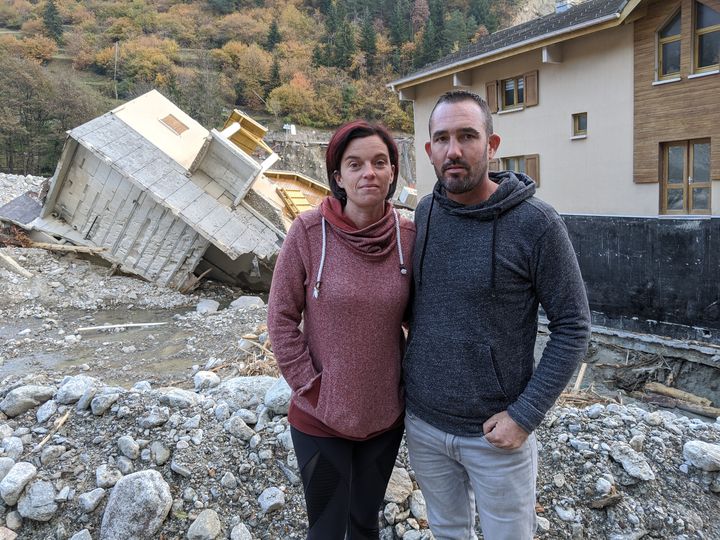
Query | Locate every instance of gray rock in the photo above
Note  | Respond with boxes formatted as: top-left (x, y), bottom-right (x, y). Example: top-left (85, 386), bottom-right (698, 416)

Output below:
top-left (194, 371), bottom-right (221, 391)
top-left (75, 387), bottom-right (97, 411)
top-left (36, 399), bottom-right (57, 424)
top-left (277, 430), bottom-right (294, 452)
top-left (56, 376), bottom-right (99, 405)
top-left (385, 467), bottom-right (413, 503)
top-left (5, 511), bottom-right (21, 530)
top-left (187, 508), bottom-right (222, 539)
top-left (555, 505), bottom-right (576, 522)
top-left (196, 299), bottom-right (220, 314)
top-left (2, 437), bottom-right (23, 460)
top-left (158, 388), bottom-right (200, 409)
top-left (0, 527), bottom-right (17, 540)
top-left (683, 440), bottom-right (720, 471)
top-left (209, 377), bottom-right (277, 412)
top-left (229, 296), bottom-right (265, 309)
top-left (0, 462), bottom-right (37, 505)
top-left (221, 472), bottom-right (237, 489)
top-left (264, 377), bottom-right (291, 415)
top-left (586, 403), bottom-right (605, 419)
top-left (78, 488), bottom-right (106, 513)
top-left (258, 487), bottom-right (285, 513)
top-left (230, 523), bottom-right (252, 540)
top-left (91, 393), bottom-right (120, 415)
top-left (138, 407), bottom-right (170, 428)
top-left (69, 530), bottom-right (92, 540)
top-left (151, 442), bottom-right (171, 466)
top-left (96, 464), bottom-right (122, 488)
top-left (40, 445), bottom-right (65, 466)
top-left (133, 381), bottom-right (152, 392)
top-left (409, 490), bottom-right (427, 521)
top-left (610, 442), bottom-right (656, 481)
top-left (118, 436), bottom-right (140, 460)
top-left (99, 470), bottom-right (172, 540)
top-left (17, 480), bottom-right (57, 521)
top-left (0, 458), bottom-right (15, 482)
top-left (171, 461), bottom-right (192, 478)
top-left (384, 502), bottom-right (401, 524)
top-left (117, 456), bottom-right (134, 475)
top-left (224, 417), bottom-right (255, 441)
top-left (537, 516), bottom-right (551, 533)
top-left (0, 385), bottom-right (55, 417)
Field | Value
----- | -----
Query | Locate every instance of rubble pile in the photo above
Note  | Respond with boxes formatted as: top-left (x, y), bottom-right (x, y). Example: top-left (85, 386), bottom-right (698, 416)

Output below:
top-left (0, 175), bottom-right (45, 207)
top-left (0, 175), bottom-right (719, 539)
top-left (0, 359), bottom-right (717, 539)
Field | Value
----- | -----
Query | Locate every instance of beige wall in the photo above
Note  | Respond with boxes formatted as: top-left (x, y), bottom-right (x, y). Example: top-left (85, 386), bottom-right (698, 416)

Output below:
top-left (410, 24), bottom-right (665, 216)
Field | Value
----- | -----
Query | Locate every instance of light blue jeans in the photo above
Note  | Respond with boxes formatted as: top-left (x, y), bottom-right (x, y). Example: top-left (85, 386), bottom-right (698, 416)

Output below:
top-left (405, 410), bottom-right (537, 540)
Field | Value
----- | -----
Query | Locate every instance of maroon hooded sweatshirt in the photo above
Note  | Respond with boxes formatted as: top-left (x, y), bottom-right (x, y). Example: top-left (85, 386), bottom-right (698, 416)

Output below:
top-left (267, 198), bottom-right (415, 440)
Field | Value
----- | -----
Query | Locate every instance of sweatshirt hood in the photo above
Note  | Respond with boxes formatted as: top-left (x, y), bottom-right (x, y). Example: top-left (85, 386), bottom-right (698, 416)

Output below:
top-left (432, 171), bottom-right (536, 218)
top-left (418, 171), bottom-right (536, 292)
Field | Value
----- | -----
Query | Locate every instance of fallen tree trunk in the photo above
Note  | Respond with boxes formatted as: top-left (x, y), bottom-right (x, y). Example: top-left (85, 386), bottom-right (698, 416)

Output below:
top-left (27, 241), bottom-right (106, 255)
top-left (644, 381), bottom-right (713, 407)
top-left (0, 251), bottom-right (33, 278)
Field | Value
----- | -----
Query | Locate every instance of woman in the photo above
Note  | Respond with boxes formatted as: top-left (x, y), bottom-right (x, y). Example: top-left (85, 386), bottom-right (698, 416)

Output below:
top-left (267, 120), bottom-right (415, 539)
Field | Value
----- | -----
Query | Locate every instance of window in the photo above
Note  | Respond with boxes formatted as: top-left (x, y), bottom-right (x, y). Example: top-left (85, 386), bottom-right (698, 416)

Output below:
top-left (485, 71), bottom-right (538, 113)
top-left (572, 113), bottom-right (587, 137)
top-left (502, 76), bottom-right (524, 109)
top-left (661, 139), bottom-right (711, 214)
top-left (695, 1), bottom-right (720, 72)
top-left (658, 11), bottom-right (681, 79)
top-left (498, 154), bottom-right (540, 186)
top-left (160, 114), bottom-right (189, 135)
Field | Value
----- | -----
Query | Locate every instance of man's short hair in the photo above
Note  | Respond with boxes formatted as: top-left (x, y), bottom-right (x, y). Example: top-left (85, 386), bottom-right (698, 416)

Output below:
top-left (428, 90), bottom-right (494, 138)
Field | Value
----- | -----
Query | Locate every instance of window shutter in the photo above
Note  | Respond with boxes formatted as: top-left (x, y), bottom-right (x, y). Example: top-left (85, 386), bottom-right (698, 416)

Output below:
top-left (489, 158), bottom-right (500, 172)
top-left (525, 154), bottom-right (540, 186)
top-left (485, 80), bottom-right (498, 113)
top-left (523, 71), bottom-right (538, 107)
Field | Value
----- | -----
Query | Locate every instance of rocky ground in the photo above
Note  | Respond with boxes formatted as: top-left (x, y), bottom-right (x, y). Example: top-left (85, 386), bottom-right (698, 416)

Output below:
top-left (1, 174), bottom-right (719, 540)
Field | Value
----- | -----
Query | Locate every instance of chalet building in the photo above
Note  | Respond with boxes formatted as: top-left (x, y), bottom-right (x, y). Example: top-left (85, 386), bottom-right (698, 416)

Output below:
top-left (389, 0), bottom-right (720, 344)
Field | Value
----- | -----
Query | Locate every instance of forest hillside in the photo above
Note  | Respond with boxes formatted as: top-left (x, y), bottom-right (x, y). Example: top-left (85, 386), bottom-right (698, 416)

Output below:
top-left (0, 0), bottom-right (552, 175)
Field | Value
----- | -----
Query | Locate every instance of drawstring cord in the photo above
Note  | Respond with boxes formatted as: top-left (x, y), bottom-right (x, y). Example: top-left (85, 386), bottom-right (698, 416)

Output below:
top-left (313, 217), bottom-right (327, 298)
top-left (417, 193), bottom-right (435, 289)
top-left (393, 207), bottom-right (408, 275)
top-left (313, 209), bottom-right (407, 299)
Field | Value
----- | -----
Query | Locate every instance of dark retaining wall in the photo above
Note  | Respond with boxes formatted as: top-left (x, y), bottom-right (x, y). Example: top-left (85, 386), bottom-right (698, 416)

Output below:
top-left (562, 215), bottom-right (720, 345)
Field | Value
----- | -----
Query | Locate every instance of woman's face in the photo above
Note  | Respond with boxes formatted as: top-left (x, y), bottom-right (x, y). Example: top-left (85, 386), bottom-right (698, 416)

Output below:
top-left (335, 135), bottom-right (395, 213)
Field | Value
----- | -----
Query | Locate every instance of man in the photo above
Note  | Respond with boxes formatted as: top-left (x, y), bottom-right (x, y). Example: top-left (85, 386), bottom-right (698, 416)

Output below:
top-left (403, 90), bottom-right (591, 540)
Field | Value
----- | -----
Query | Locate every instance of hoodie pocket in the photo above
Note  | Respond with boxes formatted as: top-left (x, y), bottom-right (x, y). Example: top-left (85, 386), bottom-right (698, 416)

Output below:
top-left (405, 338), bottom-right (509, 418)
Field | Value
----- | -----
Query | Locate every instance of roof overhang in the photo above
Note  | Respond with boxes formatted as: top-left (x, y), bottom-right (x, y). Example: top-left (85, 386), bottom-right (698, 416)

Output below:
top-left (388, 0), bottom-right (643, 94)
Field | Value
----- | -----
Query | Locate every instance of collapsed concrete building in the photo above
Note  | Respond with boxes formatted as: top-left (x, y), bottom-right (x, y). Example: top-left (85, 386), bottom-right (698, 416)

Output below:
top-left (0, 90), bottom-right (331, 291)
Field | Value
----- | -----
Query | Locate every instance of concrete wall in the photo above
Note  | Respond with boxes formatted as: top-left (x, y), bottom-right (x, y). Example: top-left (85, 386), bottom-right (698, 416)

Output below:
top-left (410, 24), bottom-right (664, 216)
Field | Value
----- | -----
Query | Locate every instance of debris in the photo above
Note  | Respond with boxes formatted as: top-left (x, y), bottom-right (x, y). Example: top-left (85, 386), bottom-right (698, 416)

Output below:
top-left (644, 381), bottom-right (713, 407)
top-left (75, 322), bottom-right (170, 333)
top-left (0, 252), bottom-right (32, 278)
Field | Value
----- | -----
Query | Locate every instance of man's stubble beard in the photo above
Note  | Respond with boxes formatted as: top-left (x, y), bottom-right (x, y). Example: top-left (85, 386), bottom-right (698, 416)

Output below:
top-left (435, 154), bottom-right (488, 195)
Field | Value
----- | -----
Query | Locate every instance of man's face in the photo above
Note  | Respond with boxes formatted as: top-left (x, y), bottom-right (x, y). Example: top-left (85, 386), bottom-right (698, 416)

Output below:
top-left (425, 100), bottom-right (500, 195)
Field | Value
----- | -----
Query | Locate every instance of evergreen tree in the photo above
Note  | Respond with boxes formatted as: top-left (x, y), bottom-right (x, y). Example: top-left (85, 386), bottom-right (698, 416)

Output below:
top-left (470, 0), bottom-right (499, 34)
top-left (267, 56), bottom-right (281, 94)
top-left (414, 18), bottom-right (437, 68)
top-left (333, 19), bottom-right (356, 69)
top-left (207, 0), bottom-right (237, 15)
top-left (265, 19), bottom-right (281, 52)
top-left (43, 0), bottom-right (63, 44)
top-left (389, 0), bottom-right (412, 46)
top-left (429, 0), bottom-right (448, 56)
top-left (360, 14), bottom-right (377, 75)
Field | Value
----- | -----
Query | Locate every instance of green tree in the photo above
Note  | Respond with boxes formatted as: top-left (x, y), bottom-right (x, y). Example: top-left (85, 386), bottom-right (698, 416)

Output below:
top-left (470, 0), bottom-right (499, 34)
top-left (267, 56), bottom-right (281, 94)
top-left (42, 0), bottom-right (63, 44)
top-left (389, 0), bottom-right (412, 46)
top-left (265, 19), bottom-right (281, 51)
top-left (359, 15), bottom-right (377, 75)
top-left (333, 19), bottom-right (356, 69)
top-left (414, 18), bottom-right (437, 68)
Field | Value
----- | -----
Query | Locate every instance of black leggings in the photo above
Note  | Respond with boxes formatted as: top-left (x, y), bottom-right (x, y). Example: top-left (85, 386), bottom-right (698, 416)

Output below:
top-left (290, 425), bottom-right (404, 540)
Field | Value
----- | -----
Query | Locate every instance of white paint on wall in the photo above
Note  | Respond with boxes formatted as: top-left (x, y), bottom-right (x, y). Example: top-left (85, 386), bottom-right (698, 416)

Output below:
top-left (409, 25), bottom-right (667, 217)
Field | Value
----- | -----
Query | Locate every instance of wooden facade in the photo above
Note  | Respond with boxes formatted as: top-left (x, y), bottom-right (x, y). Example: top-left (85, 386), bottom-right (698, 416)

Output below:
top-left (634, 0), bottom-right (720, 189)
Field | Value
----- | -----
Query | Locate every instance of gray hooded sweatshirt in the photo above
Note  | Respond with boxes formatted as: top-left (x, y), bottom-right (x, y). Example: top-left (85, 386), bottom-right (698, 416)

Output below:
top-left (404, 171), bottom-right (591, 436)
